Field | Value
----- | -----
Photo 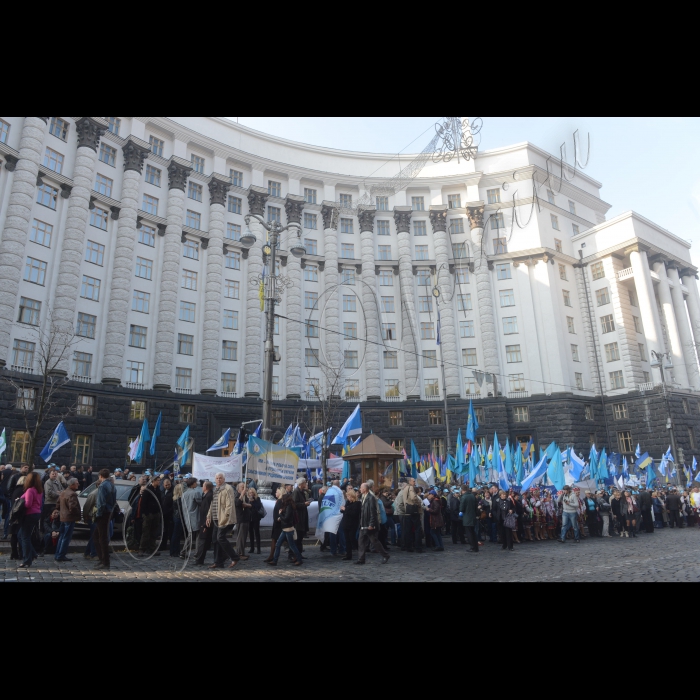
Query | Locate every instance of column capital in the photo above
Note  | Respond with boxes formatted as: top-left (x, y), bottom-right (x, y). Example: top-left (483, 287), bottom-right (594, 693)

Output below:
top-left (358, 206), bottom-right (376, 232)
top-left (3, 155), bottom-right (18, 172)
top-left (74, 117), bottom-right (108, 152)
top-left (167, 157), bottom-right (193, 191)
top-left (321, 201), bottom-right (339, 230)
top-left (285, 194), bottom-right (305, 225)
top-left (429, 205), bottom-right (448, 233)
top-left (247, 185), bottom-right (269, 217)
top-left (208, 174), bottom-right (231, 207)
top-left (122, 136), bottom-right (151, 174)
top-left (393, 206), bottom-right (412, 234)
top-left (35, 117), bottom-right (49, 123)
top-left (467, 205), bottom-right (486, 230)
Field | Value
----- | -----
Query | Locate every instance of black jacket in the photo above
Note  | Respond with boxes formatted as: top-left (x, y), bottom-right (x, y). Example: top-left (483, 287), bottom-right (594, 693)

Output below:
top-left (235, 492), bottom-right (252, 524)
top-left (271, 499), bottom-right (284, 540)
top-left (250, 497), bottom-right (264, 523)
top-left (448, 495), bottom-right (462, 522)
top-left (292, 488), bottom-right (309, 534)
top-left (162, 491), bottom-right (174, 521)
top-left (199, 490), bottom-right (214, 529)
top-left (360, 492), bottom-right (379, 530)
top-left (493, 497), bottom-right (514, 525)
top-left (666, 494), bottom-right (682, 511)
top-left (342, 501), bottom-right (361, 532)
top-left (638, 491), bottom-right (653, 511)
top-left (140, 485), bottom-right (161, 516)
top-left (278, 504), bottom-right (295, 529)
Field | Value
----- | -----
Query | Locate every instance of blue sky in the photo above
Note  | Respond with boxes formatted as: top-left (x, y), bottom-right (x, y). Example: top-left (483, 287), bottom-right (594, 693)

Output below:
top-left (228, 117), bottom-right (700, 266)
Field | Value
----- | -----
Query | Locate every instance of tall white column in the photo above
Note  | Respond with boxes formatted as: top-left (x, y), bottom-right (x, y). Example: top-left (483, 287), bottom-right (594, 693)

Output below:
top-left (359, 208), bottom-right (381, 400)
top-left (0, 117), bottom-right (48, 368)
top-left (467, 205), bottom-right (501, 392)
top-left (321, 203), bottom-right (341, 373)
top-left (667, 266), bottom-right (698, 389)
top-left (102, 137), bottom-right (151, 385)
top-left (52, 117), bottom-right (108, 376)
top-left (200, 175), bottom-right (231, 395)
top-left (630, 249), bottom-right (665, 384)
top-left (243, 186), bottom-right (268, 397)
top-left (654, 261), bottom-right (689, 388)
top-left (430, 206), bottom-right (460, 398)
top-left (153, 158), bottom-right (192, 390)
top-left (394, 207), bottom-right (419, 399)
top-left (284, 196), bottom-right (304, 399)
top-left (574, 265), bottom-right (603, 395)
top-left (682, 273), bottom-right (700, 351)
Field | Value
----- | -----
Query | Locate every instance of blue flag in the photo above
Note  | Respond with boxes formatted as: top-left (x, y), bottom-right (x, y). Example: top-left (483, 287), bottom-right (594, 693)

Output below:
top-left (150, 413), bottom-right (162, 457)
top-left (333, 405), bottom-right (362, 444)
top-left (547, 449), bottom-right (566, 491)
top-left (207, 428), bottom-right (231, 453)
top-left (253, 423), bottom-right (262, 438)
top-left (521, 454), bottom-right (548, 492)
top-left (40, 422), bottom-right (71, 464)
top-left (598, 448), bottom-right (609, 480)
top-left (514, 444), bottom-right (524, 486)
top-left (647, 460), bottom-right (657, 488)
top-left (177, 426), bottom-right (191, 467)
top-left (280, 424), bottom-right (294, 446)
top-left (466, 400), bottom-right (479, 443)
top-left (135, 419), bottom-right (150, 463)
top-left (456, 431), bottom-right (466, 475)
top-left (498, 450), bottom-right (510, 492)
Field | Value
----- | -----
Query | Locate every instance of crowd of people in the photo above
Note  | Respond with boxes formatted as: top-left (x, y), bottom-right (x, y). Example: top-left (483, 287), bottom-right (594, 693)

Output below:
top-left (1, 461), bottom-right (699, 572)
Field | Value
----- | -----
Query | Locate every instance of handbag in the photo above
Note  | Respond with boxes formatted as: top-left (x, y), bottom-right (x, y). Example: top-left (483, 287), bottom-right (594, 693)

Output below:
top-left (504, 513), bottom-right (518, 530)
top-left (10, 497), bottom-right (26, 525)
top-left (406, 504), bottom-right (421, 516)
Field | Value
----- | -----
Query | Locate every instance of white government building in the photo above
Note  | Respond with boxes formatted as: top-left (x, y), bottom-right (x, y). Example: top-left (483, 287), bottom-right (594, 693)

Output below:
top-left (1, 117), bottom-right (699, 459)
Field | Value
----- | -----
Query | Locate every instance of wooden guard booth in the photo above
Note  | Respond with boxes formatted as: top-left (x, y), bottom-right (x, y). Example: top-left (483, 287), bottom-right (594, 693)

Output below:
top-left (344, 435), bottom-right (403, 489)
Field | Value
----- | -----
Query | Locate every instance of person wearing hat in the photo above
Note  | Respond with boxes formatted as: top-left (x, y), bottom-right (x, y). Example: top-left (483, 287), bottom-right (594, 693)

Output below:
top-left (427, 491), bottom-right (445, 552)
top-left (558, 486), bottom-right (581, 544)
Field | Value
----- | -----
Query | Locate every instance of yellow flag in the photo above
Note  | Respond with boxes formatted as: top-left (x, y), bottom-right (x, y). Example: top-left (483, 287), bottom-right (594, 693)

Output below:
top-left (259, 280), bottom-right (265, 311)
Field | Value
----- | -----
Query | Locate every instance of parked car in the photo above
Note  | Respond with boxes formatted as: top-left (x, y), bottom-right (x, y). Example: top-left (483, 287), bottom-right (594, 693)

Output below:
top-left (77, 480), bottom-right (135, 536)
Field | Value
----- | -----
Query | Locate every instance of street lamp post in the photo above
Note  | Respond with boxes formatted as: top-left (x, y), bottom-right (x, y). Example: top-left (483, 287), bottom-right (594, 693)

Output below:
top-left (244, 214), bottom-right (305, 443)
top-left (651, 350), bottom-right (679, 484)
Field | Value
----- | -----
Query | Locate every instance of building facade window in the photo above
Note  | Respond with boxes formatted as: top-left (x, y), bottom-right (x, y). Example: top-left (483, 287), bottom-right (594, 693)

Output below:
top-left (613, 403), bottom-right (628, 420)
top-left (618, 431), bottom-right (633, 454)
top-left (514, 406), bottom-right (529, 423)
top-left (610, 371), bottom-right (625, 390)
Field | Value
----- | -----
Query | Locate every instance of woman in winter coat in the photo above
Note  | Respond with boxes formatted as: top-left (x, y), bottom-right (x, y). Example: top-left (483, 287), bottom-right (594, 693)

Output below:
top-left (611, 491), bottom-right (623, 536)
top-left (341, 489), bottom-right (362, 561)
top-left (620, 491), bottom-right (638, 538)
top-left (268, 494), bottom-right (302, 567)
top-left (9, 477), bottom-right (26, 561)
top-left (494, 490), bottom-right (516, 552)
top-left (248, 488), bottom-right (264, 555)
top-left (265, 487), bottom-right (285, 564)
top-left (427, 492), bottom-right (445, 552)
top-left (19, 472), bottom-right (43, 569)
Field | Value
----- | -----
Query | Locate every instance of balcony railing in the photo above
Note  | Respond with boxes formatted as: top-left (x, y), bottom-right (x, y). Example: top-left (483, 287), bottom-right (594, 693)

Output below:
top-left (345, 396), bottom-right (362, 403)
top-left (11, 365), bottom-right (34, 375)
top-left (508, 391), bottom-right (529, 399)
top-left (638, 383), bottom-right (654, 393)
top-left (220, 392), bottom-right (238, 399)
top-left (385, 395), bottom-right (402, 402)
top-left (305, 392), bottom-right (320, 402)
top-left (424, 394), bottom-right (442, 401)
top-left (175, 388), bottom-right (193, 395)
top-left (617, 267), bottom-right (634, 281)
top-left (72, 376), bottom-right (92, 384)
top-left (465, 393), bottom-right (482, 400)
top-left (125, 382), bottom-right (145, 390)
top-left (272, 394), bottom-right (280, 401)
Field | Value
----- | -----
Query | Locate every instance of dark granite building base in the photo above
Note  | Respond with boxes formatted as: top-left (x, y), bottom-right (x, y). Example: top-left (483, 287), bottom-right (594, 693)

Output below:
top-left (1, 372), bottom-right (699, 471)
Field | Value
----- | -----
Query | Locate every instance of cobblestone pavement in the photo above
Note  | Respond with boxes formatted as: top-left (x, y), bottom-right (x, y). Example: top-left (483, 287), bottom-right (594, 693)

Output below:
top-left (1, 528), bottom-right (698, 582)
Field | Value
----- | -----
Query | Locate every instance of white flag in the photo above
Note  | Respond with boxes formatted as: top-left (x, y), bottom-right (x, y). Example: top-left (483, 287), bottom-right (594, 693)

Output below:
top-left (0, 429), bottom-right (6, 458)
top-left (129, 437), bottom-right (140, 462)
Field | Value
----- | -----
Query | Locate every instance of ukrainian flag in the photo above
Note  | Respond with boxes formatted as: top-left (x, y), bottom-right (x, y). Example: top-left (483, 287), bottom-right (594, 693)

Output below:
top-left (637, 452), bottom-right (653, 470)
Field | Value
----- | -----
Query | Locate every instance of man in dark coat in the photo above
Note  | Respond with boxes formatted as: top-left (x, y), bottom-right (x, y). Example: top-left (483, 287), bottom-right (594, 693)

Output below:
top-left (665, 489), bottom-right (683, 529)
top-left (293, 478), bottom-right (311, 556)
top-left (460, 486), bottom-right (479, 553)
top-left (194, 481), bottom-right (214, 566)
top-left (355, 483), bottom-right (390, 566)
top-left (449, 488), bottom-right (466, 545)
top-left (638, 488), bottom-right (654, 533)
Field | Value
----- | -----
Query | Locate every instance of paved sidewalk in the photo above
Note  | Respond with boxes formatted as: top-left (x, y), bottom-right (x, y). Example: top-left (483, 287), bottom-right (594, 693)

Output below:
top-left (1, 528), bottom-right (697, 582)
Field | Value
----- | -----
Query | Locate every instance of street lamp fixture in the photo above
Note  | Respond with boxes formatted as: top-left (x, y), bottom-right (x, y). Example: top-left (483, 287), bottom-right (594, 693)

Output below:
top-left (245, 213), bottom-right (304, 445)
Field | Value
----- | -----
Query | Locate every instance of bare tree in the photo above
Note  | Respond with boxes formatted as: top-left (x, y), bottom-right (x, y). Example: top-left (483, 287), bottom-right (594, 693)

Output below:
top-left (306, 362), bottom-right (350, 483)
top-left (2, 312), bottom-right (80, 467)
